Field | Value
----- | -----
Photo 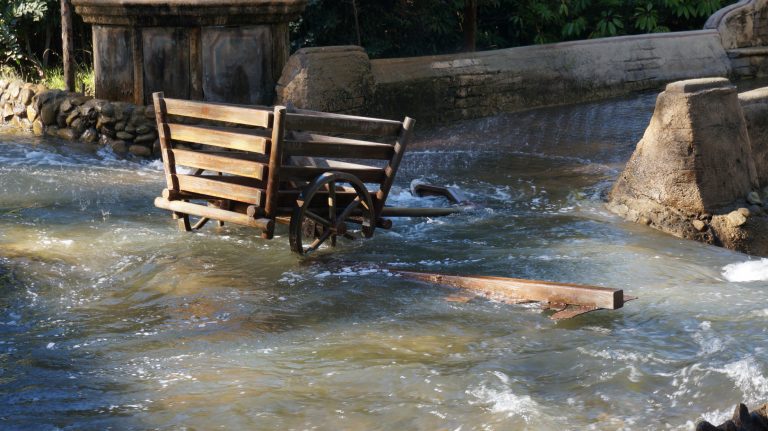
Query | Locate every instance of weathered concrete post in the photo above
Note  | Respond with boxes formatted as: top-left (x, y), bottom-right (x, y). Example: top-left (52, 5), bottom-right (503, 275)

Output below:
top-left (71, 0), bottom-right (306, 106)
top-left (607, 77), bottom-right (768, 256)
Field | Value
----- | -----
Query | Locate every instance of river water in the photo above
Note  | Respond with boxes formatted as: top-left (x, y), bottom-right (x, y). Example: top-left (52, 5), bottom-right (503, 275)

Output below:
top-left (1, 92), bottom-right (767, 430)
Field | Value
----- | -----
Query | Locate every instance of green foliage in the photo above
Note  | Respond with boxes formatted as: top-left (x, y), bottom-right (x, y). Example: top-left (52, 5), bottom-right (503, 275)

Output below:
top-left (1, 0), bottom-right (48, 67)
top-left (293, 0), bottom-right (738, 58)
top-left (1, 0), bottom-right (91, 82)
top-left (41, 64), bottom-right (94, 95)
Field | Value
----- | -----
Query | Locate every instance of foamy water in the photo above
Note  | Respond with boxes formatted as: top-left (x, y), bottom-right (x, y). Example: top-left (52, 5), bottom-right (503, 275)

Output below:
top-left (722, 259), bottom-right (768, 282)
top-left (2, 93), bottom-right (767, 430)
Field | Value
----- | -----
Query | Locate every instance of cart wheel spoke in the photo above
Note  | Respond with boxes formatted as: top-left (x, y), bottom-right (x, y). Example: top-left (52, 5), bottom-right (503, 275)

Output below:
top-left (337, 197), bottom-right (361, 222)
top-left (191, 217), bottom-right (210, 230)
top-left (289, 171), bottom-right (376, 255)
top-left (304, 210), bottom-right (333, 227)
top-left (327, 181), bottom-right (337, 225)
top-left (306, 228), bottom-right (332, 252)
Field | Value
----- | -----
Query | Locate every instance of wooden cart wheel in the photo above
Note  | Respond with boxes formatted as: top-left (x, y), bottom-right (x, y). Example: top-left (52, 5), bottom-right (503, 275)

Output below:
top-left (289, 171), bottom-right (375, 255)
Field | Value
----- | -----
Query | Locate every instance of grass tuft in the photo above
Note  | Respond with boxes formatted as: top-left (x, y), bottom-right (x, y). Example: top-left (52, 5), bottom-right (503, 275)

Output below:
top-left (40, 65), bottom-right (95, 96)
top-left (0, 64), bottom-right (95, 96)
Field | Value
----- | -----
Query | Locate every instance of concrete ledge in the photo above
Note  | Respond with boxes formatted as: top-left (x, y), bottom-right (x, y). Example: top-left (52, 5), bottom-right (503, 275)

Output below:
top-left (705, 0), bottom-right (768, 49)
top-left (369, 30), bottom-right (730, 123)
top-left (665, 77), bottom-right (734, 93)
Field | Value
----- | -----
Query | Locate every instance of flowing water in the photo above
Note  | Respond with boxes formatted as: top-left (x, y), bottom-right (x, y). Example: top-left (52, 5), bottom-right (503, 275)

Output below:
top-left (1, 92), bottom-right (767, 430)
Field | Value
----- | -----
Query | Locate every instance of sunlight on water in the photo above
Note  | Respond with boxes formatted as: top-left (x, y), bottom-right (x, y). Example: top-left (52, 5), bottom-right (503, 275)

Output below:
top-left (1, 93), bottom-right (767, 430)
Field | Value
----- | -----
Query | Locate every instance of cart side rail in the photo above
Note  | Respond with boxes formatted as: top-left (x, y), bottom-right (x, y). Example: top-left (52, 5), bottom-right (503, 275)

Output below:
top-left (152, 91), bottom-right (281, 237)
top-left (280, 110), bottom-right (414, 217)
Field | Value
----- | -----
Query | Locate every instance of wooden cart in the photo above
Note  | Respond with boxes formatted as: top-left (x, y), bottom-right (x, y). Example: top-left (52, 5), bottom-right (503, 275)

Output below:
top-left (152, 92), bottom-right (459, 254)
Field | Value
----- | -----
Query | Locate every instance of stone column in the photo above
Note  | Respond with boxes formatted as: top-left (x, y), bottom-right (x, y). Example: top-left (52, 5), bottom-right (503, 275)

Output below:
top-left (72, 0), bottom-right (306, 106)
top-left (607, 77), bottom-right (768, 255)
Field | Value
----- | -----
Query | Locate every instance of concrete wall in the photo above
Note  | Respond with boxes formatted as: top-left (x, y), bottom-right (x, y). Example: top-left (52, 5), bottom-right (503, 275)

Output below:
top-left (705, 0), bottom-right (768, 49)
top-left (370, 31), bottom-right (730, 123)
top-left (276, 0), bottom-right (768, 124)
top-left (740, 87), bottom-right (768, 187)
top-left (706, 0), bottom-right (768, 79)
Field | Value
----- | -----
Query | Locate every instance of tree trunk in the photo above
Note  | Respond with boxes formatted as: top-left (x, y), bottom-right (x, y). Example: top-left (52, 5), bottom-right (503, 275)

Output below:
top-left (61, 0), bottom-right (76, 92)
top-left (43, 25), bottom-right (52, 69)
top-left (351, 0), bottom-right (362, 46)
top-left (463, 0), bottom-right (477, 52)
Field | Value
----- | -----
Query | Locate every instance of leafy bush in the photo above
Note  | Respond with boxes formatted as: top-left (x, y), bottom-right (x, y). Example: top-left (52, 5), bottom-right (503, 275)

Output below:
top-left (292, 0), bottom-right (737, 58)
top-left (1, 0), bottom-right (48, 71)
top-left (1, 0), bottom-right (90, 82)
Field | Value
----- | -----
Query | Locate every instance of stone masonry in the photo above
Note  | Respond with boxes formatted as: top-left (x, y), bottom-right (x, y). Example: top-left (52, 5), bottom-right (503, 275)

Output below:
top-left (0, 79), bottom-right (158, 158)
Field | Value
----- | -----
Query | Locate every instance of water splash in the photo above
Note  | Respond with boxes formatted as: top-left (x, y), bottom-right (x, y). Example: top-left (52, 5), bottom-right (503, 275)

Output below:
top-left (722, 259), bottom-right (768, 282)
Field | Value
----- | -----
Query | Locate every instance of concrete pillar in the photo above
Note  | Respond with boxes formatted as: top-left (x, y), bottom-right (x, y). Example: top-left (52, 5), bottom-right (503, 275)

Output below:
top-left (71, 0), bottom-right (306, 105)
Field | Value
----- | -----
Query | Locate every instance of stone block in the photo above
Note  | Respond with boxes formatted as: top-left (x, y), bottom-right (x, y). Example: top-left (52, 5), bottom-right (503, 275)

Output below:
top-left (128, 144), bottom-right (152, 157)
top-left (276, 45), bottom-right (374, 115)
top-left (19, 88), bottom-right (34, 105)
top-left (739, 86), bottom-right (768, 187)
top-left (32, 120), bottom-right (45, 136)
top-left (57, 128), bottom-right (80, 141)
top-left (610, 77), bottom-right (755, 216)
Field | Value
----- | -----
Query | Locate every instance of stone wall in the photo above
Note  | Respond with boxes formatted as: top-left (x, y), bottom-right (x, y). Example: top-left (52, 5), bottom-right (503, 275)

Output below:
top-left (706, 0), bottom-right (768, 79)
top-left (372, 31), bottom-right (731, 124)
top-left (739, 86), bottom-right (768, 187)
top-left (0, 79), bottom-right (157, 158)
top-left (705, 0), bottom-right (768, 49)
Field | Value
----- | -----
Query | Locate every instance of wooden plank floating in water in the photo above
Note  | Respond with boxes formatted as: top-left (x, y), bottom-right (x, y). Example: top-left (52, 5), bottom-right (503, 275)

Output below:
top-left (394, 270), bottom-right (634, 320)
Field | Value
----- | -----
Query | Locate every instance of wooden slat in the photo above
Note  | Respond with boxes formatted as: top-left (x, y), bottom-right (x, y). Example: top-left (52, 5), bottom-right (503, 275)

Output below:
top-left (282, 156), bottom-right (386, 183)
top-left (395, 271), bottom-right (624, 310)
top-left (174, 174), bottom-right (263, 205)
top-left (284, 132), bottom-right (394, 159)
top-left (152, 92), bottom-right (177, 191)
top-left (168, 123), bottom-right (269, 153)
top-left (155, 197), bottom-right (273, 232)
top-left (172, 148), bottom-right (266, 180)
top-left (280, 166), bottom-right (386, 183)
top-left (375, 116), bottom-right (414, 214)
top-left (175, 174), bottom-right (266, 188)
top-left (286, 112), bottom-right (402, 136)
top-left (264, 106), bottom-right (287, 239)
top-left (163, 97), bottom-right (272, 128)
top-left (185, 150), bottom-right (268, 163)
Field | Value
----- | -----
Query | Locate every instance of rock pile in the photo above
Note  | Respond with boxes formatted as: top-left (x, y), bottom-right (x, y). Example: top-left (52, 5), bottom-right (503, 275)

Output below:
top-left (697, 403), bottom-right (768, 431)
top-left (608, 77), bottom-right (768, 256)
top-left (0, 79), bottom-right (158, 158)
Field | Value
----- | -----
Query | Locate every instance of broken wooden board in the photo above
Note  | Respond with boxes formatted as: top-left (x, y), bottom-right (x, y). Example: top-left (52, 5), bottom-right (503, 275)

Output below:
top-left (394, 270), bottom-right (635, 320)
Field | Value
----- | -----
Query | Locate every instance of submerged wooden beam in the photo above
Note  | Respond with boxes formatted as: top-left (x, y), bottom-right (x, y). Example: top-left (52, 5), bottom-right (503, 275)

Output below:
top-left (380, 206), bottom-right (463, 217)
top-left (394, 270), bottom-right (633, 320)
